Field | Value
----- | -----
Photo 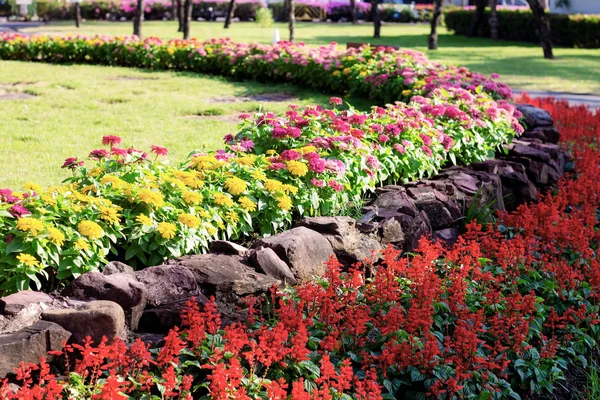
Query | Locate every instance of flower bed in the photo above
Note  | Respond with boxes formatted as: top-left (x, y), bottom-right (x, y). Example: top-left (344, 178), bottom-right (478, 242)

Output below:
top-left (0, 34), bottom-right (513, 104)
top-left (2, 99), bottom-right (599, 400)
top-left (0, 88), bottom-right (522, 294)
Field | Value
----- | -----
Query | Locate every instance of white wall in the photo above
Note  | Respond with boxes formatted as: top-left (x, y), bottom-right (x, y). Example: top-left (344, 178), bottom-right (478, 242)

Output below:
top-left (550, 0), bottom-right (600, 14)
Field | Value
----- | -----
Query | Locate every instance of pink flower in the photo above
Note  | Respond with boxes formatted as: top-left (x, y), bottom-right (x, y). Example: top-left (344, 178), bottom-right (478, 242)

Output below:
top-left (311, 178), bottom-right (325, 187)
top-left (309, 157), bottom-right (326, 173)
top-left (238, 113), bottom-right (252, 120)
top-left (102, 135), bottom-right (122, 147)
top-left (111, 147), bottom-right (128, 157)
top-left (61, 157), bottom-right (84, 169)
top-left (328, 180), bottom-right (344, 192)
top-left (329, 97), bottom-right (343, 105)
top-left (224, 134), bottom-right (234, 143)
top-left (281, 150), bottom-right (301, 161)
top-left (240, 139), bottom-right (254, 151)
top-left (89, 149), bottom-right (109, 160)
top-left (151, 145), bottom-right (169, 156)
top-left (378, 134), bottom-right (390, 143)
top-left (9, 204), bottom-right (30, 218)
top-left (394, 144), bottom-right (406, 154)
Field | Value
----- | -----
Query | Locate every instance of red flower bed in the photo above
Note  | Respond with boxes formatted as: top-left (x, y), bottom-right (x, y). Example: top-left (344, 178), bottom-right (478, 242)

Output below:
top-left (2, 98), bottom-right (599, 399)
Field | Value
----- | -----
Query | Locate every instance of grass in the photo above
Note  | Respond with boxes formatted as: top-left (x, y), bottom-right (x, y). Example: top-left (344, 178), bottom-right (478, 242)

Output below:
top-left (0, 61), bottom-right (345, 189)
top-left (19, 20), bottom-right (600, 95)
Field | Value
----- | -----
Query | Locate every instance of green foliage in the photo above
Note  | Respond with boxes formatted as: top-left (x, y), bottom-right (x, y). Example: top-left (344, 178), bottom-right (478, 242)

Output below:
top-left (255, 6), bottom-right (274, 28)
top-left (444, 8), bottom-right (600, 49)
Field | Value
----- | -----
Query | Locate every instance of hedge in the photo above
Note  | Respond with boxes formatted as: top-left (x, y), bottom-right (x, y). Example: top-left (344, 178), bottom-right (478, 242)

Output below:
top-left (0, 34), bottom-right (522, 294)
top-left (444, 8), bottom-right (600, 49)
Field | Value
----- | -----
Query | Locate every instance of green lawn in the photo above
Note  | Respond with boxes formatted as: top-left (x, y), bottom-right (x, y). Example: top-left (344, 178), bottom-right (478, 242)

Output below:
top-left (20, 21), bottom-right (600, 95)
top-left (0, 61), bottom-right (341, 189)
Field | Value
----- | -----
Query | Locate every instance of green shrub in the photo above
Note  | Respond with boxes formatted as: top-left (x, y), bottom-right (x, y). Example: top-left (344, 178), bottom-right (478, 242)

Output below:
top-left (255, 5), bottom-right (273, 27)
top-left (444, 8), bottom-right (600, 48)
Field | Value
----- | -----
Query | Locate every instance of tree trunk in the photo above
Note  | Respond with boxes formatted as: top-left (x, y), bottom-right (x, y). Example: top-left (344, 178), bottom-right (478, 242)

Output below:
top-left (133, 0), bottom-right (144, 37)
top-left (177, 0), bottom-right (183, 32)
top-left (428, 0), bottom-right (444, 50)
top-left (489, 0), bottom-right (498, 40)
top-left (224, 0), bottom-right (235, 28)
top-left (372, 0), bottom-right (381, 38)
top-left (467, 0), bottom-right (485, 37)
top-left (74, 3), bottom-right (81, 28)
top-left (288, 0), bottom-right (295, 42)
top-left (171, 0), bottom-right (176, 20)
top-left (526, 0), bottom-right (553, 59)
top-left (350, 0), bottom-right (357, 24)
top-left (183, 0), bottom-right (193, 40)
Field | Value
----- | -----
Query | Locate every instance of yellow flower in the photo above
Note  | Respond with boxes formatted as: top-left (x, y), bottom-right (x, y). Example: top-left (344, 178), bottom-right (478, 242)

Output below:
top-left (23, 182), bottom-right (42, 192)
top-left (75, 238), bottom-right (90, 251)
top-left (264, 179), bottom-right (283, 193)
top-left (48, 227), bottom-right (65, 246)
top-left (238, 196), bottom-right (257, 212)
top-left (235, 155), bottom-right (257, 166)
top-left (136, 214), bottom-right (153, 226)
top-left (80, 185), bottom-right (96, 195)
top-left (225, 211), bottom-right (239, 224)
top-left (214, 193), bottom-right (234, 208)
top-left (178, 213), bottom-right (201, 229)
top-left (88, 167), bottom-right (104, 177)
top-left (167, 47), bottom-right (175, 55)
top-left (286, 161), bottom-right (308, 177)
top-left (359, 71), bottom-right (367, 77)
top-left (100, 175), bottom-right (128, 189)
top-left (205, 224), bottom-right (217, 236)
top-left (99, 206), bottom-right (121, 224)
top-left (182, 191), bottom-right (203, 205)
top-left (402, 89), bottom-right (412, 97)
top-left (157, 222), bottom-right (177, 240)
top-left (78, 220), bottom-right (104, 240)
top-left (266, 150), bottom-right (277, 156)
top-left (17, 253), bottom-right (39, 267)
top-left (41, 194), bottom-right (57, 206)
top-left (138, 189), bottom-right (164, 208)
top-left (332, 70), bottom-right (341, 77)
top-left (343, 67), bottom-right (352, 75)
top-left (277, 194), bottom-right (293, 211)
top-left (199, 210), bottom-right (212, 219)
top-left (251, 169), bottom-right (267, 181)
top-left (297, 146), bottom-right (317, 155)
top-left (217, 220), bottom-right (225, 229)
top-left (282, 184), bottom-right (298, 195)
top-left (16, 218), bottom-right (44, 236)
top-left (224, 177), bottom-right (247, 196)
top-left (191, 155), bottom-right (221, 171)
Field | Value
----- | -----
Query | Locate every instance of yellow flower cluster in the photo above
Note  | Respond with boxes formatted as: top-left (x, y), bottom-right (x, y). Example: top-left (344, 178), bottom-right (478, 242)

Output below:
top-left (16, 218), bottom-right (44, 236)
top-left (99, 206), bottom-right (121, 224)
top-left (78, 220), bottom-right (104, 240)
top-left (136, 214), bottom-right (153, 226)
top-left (214, 193), bottom-right (234, 207)
top-left (238, 196), bottom-right (257, 212)
top-left (48, 227), bottom-right (66, 246)
top-left (17, 253), bottom-right (40, 267)
top-left (286, 161), bottom-right (308, 177)
top-left (158, 222), bottom-right (177, 239)
top-left (182, 191), bottom-right (203, 205)
top-left (138, 189), bottom-right (164, 208)
top-left (224, 177), bottom-right (247, 196)
top-left (178, 213), bottom-right (201, 229)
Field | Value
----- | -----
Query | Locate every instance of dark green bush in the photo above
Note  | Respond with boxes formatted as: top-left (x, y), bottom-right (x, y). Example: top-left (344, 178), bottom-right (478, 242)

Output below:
top-left (444, 8), bottom-right (600, 48)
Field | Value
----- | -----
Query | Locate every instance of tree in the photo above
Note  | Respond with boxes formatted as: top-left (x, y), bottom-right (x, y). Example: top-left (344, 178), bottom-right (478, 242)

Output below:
top-left (288, 0), bottom-right (295, 42)
top-left (526, 0), bottom-right (554, 59)
top-left (372, 0), bottom-right (381, 39)
top-left (171, 0), bottom-right (176, 21)
top-left (467, 0), bottom-right (486, 37)
top-left (74, 2), bottom-right (82, 28)
top-left (176, 0), bottom-right (183, 32)
top-left (224, 0), bottom-right (236, 29)
top-left (428, 0), bottom-right (444, 50)
top-left (489, 0), bottom-right (498, 40)
top-left (133, 0), bottom-right (144, 37)
top-left (182, 0), bottom-right (193, 40)
top-left (349, 0), bottom-right (357, 24)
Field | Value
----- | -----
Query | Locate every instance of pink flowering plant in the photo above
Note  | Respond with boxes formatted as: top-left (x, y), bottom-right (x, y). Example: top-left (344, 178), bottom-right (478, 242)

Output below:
top-left (0, 35), bottom-right (512, 104)
top-left (0, 86), bottom-right (521, 294)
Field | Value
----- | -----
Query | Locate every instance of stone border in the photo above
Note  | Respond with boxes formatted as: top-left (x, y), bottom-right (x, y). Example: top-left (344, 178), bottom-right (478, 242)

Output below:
top-left (0, 104), bottom-right (566, 379)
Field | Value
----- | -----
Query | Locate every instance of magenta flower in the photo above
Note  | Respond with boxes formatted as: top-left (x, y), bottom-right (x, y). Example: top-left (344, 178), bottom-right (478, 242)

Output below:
top-left (378, 134), bottom-right (390, 143)
top-left (281, 150), bottom-right (301, 161)
top-left (9, 204), bottom-right (31, 218)
top-left (151, 145), bottom-right (169, 156)
top-left (61, 157), bottom-right (84, 169)
top-left (89, 149), bottom-right (110, 160)
top-left (311, 178), bottom-right (325, 188)
top-left (102, 135), bottom-right (122, 147)
top-left (329, 97), bottom-right (343, 106)
top-left (111, 147), bottom-right (129, 157)
top-left (328, 180), bottom-right (344, 192)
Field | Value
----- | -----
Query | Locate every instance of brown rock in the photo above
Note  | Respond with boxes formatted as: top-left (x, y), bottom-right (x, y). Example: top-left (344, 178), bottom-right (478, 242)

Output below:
top-left (103, 261), bottom-right (136, 278)
top-left (42, 300), bottom-right (125, 344)
top-left (135, 265), bottom-right (200, 307)
top-left (248, 247), bottom-right (298, 284)
top-left (210, 240), bottom-right (249, 256)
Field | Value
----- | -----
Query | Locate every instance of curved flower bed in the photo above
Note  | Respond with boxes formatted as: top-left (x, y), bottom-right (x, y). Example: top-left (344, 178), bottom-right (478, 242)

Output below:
top-left (0, 88), bottom-right (521, 294)
top-left (0, 34), bottom-right (513, 104)
top-left (2, 99), bottom-right (599, 400)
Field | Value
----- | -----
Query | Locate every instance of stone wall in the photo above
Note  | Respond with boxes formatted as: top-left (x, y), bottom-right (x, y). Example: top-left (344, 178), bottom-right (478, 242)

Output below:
top-left (0, 104), bottom-right (568, 379)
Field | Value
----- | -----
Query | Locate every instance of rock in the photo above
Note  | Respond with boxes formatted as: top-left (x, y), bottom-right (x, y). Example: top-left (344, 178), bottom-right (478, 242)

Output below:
top-left (135, 265), bottom-right (200, 307)
top-left (42, 301), bottom-right (125, 344)
top-left (434, 228), bottom-right (459, 245)
top-left (380, 218), bottom-right (405, 245)
top-left (523, 126), bottom-right (560, 144)
top-left (296, 216), bottom-right (382, 266)
top-left (507, 141), bottom-right (551, 163)
top-left (210, 240), bottom-right (249, 256)
top-left (252, 227), bottom-right (335, 282)
top-left (130, 332), bottom-right (166, 348)
top-left (62, 272), bottom-right (147, 330)
top-left (0, 291), bottom-right (54, 334)
top-left (169, 254), bottom-right (280, 297)
top-left (102, 261), bottom-right (136, 278)
top-left (516, 104), bottom-right (553, 129)
top-left (0, 320), bottom-right (70, 378)
top-left (407, 186), bottom-right (462, 230)
top-left (248, 247), bottom-right (298, 284)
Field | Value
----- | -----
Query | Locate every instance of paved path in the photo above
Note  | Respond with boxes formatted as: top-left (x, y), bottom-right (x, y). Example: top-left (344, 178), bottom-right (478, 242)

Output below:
top-left (514, 90), bottom-right (600, 110)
